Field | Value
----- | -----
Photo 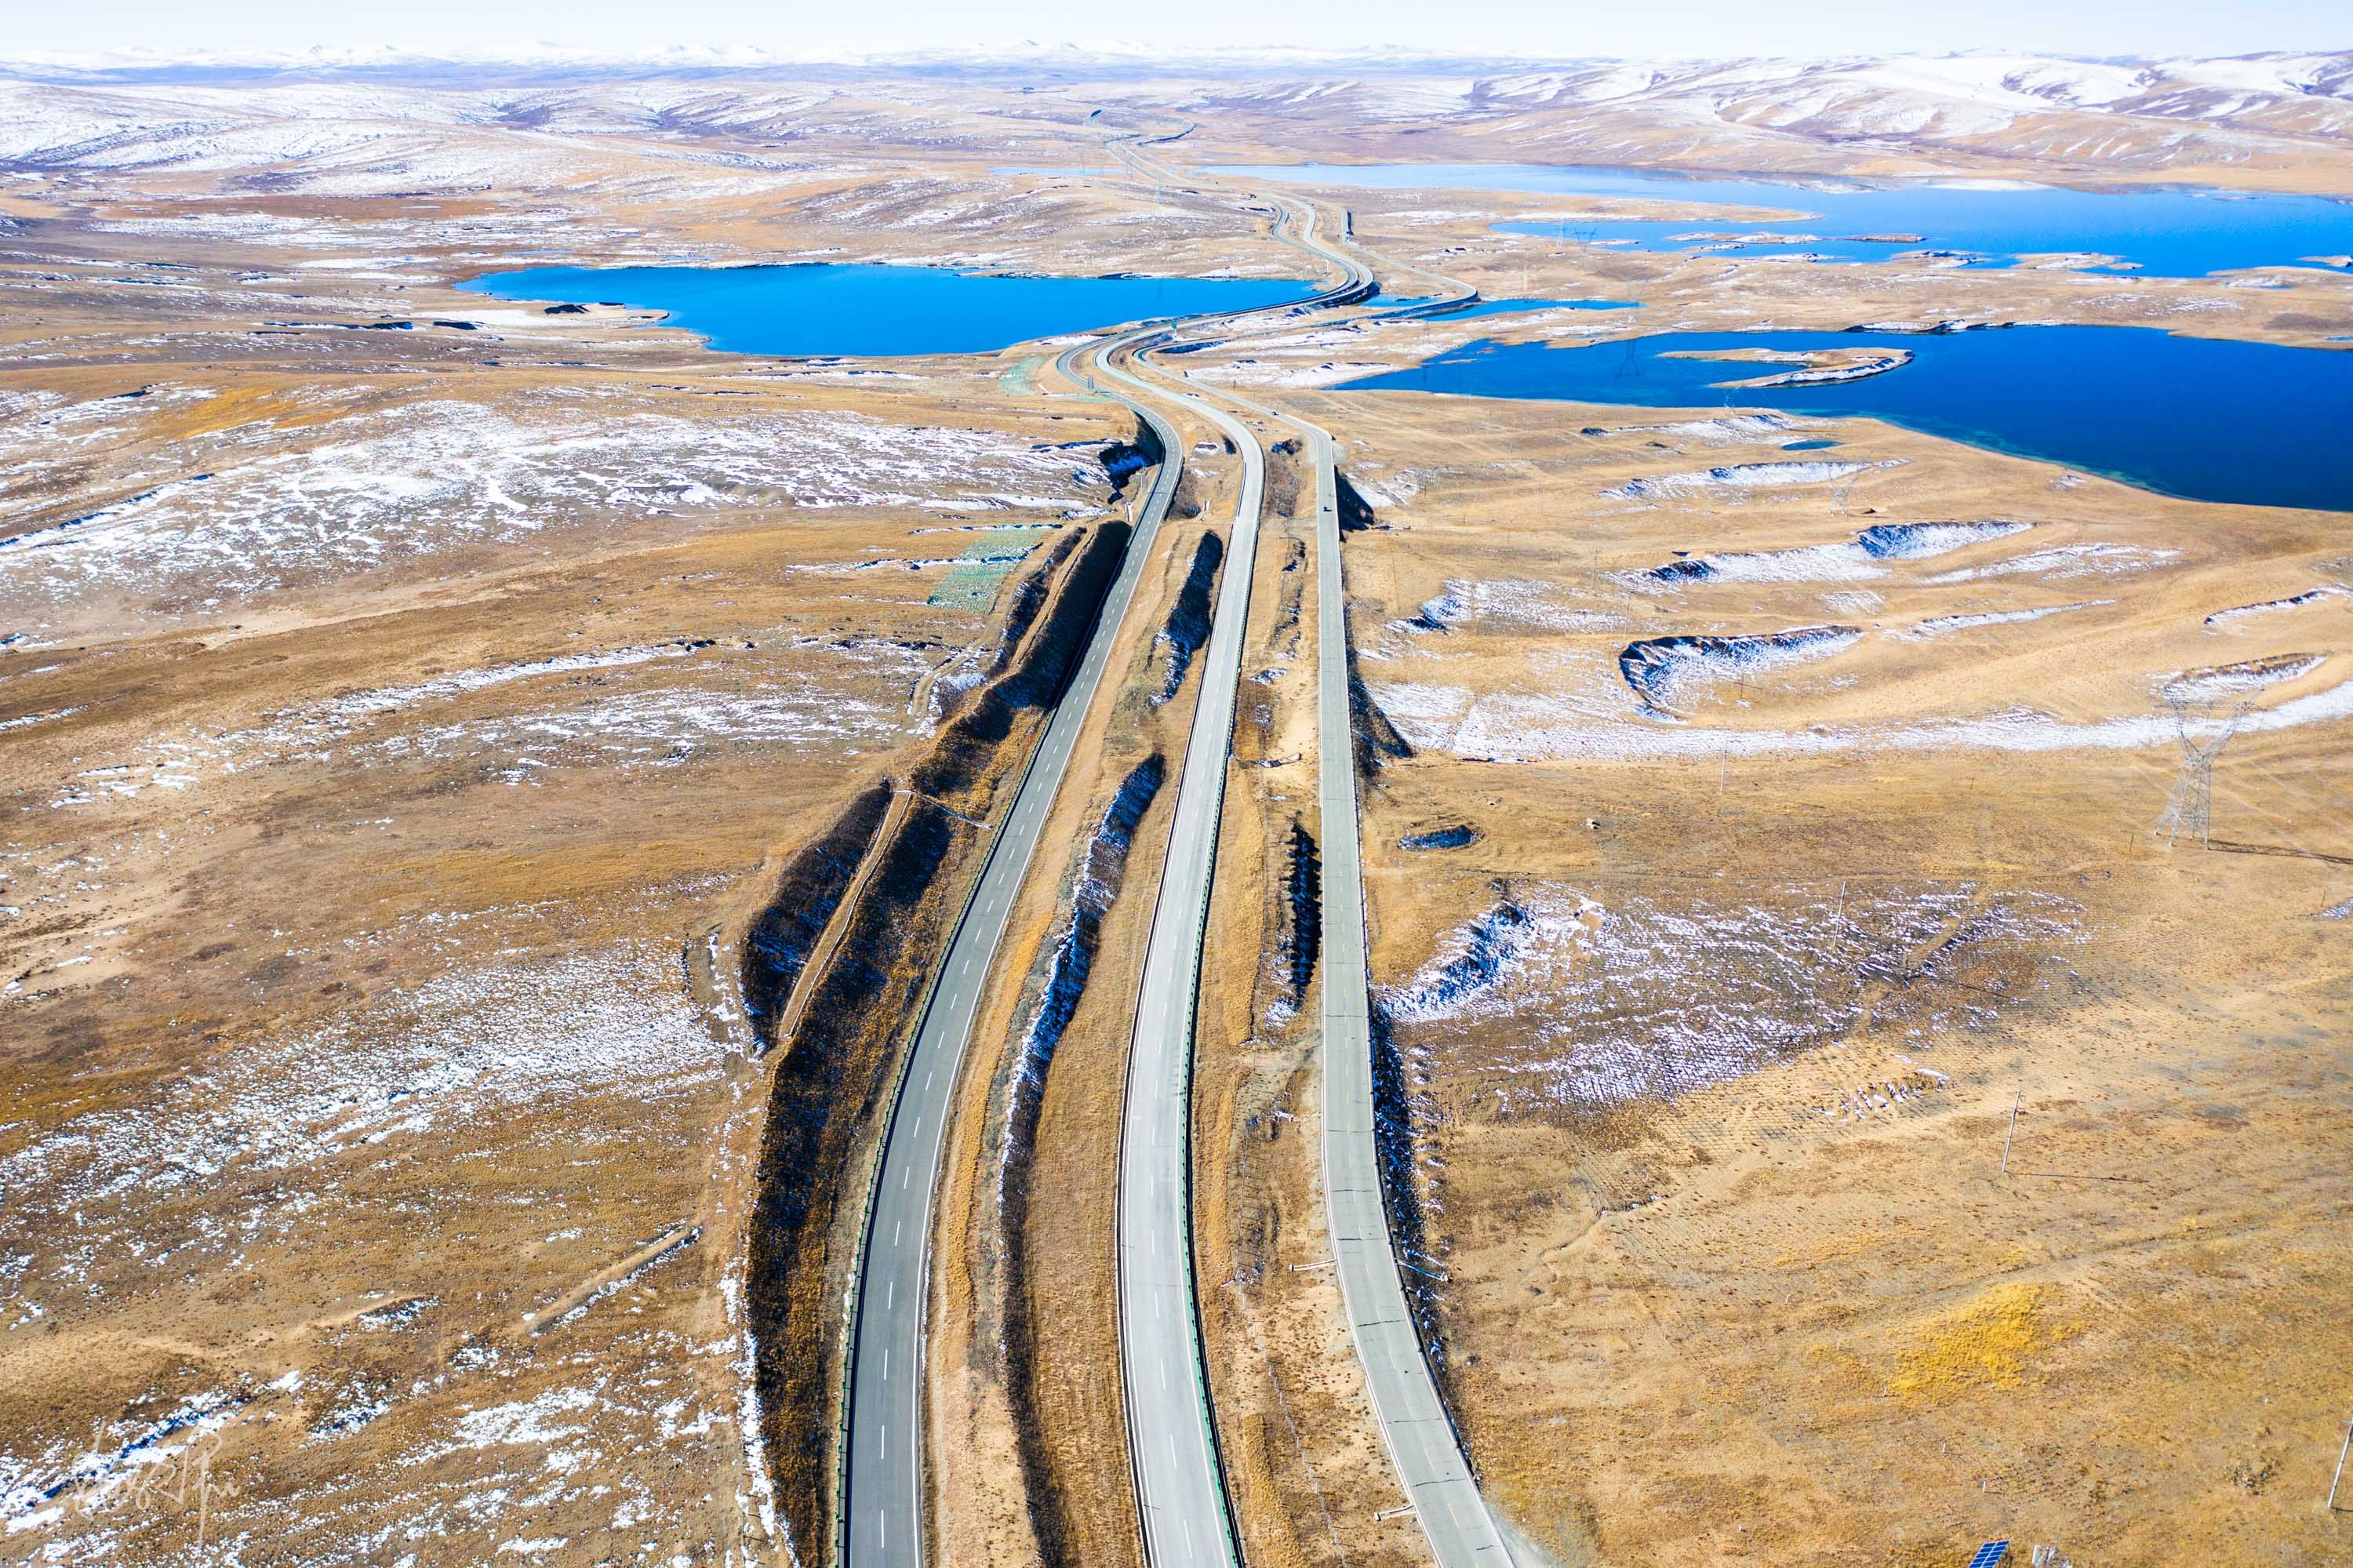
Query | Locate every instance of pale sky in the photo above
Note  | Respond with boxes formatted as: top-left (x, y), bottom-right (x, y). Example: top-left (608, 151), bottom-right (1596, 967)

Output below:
top-left (9, 0), bottom-right (2346, 64)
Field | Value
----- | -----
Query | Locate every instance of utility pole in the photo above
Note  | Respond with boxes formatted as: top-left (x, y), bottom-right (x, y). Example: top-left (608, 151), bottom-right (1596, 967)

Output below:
top-left (2329, 1412), bottom-right (2352, 1511)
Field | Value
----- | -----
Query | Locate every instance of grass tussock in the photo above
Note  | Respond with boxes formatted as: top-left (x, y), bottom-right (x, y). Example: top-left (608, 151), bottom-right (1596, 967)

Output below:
top-left (1892, 1282), bottom-right (2074, 1403)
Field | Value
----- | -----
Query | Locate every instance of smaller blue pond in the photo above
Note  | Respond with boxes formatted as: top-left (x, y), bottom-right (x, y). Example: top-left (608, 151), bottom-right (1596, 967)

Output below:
top-left (1344, 327), bottom-right (2353, 512)
top-left (1366, 291), bottom-right (1639, 318)
top-left (1782, 438), bottom-right (1839, 451)
top-left (458, 263), bottom-right (1315, 357)
top-left (1212, 163), bottom-right (2353, 278)
top-left (1439, 297), bottom-right (1642, 319)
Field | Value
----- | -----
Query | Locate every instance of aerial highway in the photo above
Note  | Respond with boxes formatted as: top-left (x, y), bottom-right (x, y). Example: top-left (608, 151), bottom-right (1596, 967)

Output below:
top-left (1212, 385), bottom-right (1514, 1568)
top-left (838, 183), bottom-right (1364, 1568)
top-left (1099, 351), bottom-right (1260, 1568)
top-left (1090, 155), bottom-right (1387, 1568)
top-left (1115, 144), bottom-right (1512, 1568)
top-left (838, 315), bottom-right (1181, 1568)
top-left (840, 133), bottom-right (1504, 1568)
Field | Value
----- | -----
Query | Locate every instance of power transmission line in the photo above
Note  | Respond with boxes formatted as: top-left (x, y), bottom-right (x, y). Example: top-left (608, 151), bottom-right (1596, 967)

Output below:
top-left (2155, 693), bottom-right (2255, 848)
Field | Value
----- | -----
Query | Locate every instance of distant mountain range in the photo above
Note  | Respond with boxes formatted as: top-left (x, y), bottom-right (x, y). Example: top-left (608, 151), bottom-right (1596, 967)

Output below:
top-left (5, 44), bottom-right (2351, 98)
top-left (3, 48), bottom-right (2348, 189)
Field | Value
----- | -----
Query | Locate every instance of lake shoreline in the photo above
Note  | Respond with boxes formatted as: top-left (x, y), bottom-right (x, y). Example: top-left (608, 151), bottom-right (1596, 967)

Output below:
top-left (458, 260), bottom-right (1318, 358)
top-left (1343, 325), bottom-right (2353, 513)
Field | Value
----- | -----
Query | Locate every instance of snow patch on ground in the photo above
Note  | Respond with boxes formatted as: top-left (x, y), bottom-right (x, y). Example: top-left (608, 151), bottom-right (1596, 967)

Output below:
top-left (1615, 413), bottom-right (1824, 445)
top-left (2159, 653), bottom-right (2328, 701)
top-left (1899, 599), bottom-right (2110, 638)
top-left (1604, 458), bottom-right (1898, 500)
top-left (1, 398), bottom-right (1108, 616)
top-left (1926, 541), bottom-right (2178, 584)
top-left (2202, 584), bottom-right (2348, 627)
top-left (1185, 358), bottom-right (1397, 387)
top-left (1383, 881), bottom-right (2081, 1112)
top-left (1640, 523), bottom-right (2033, 591)
top-left (1619, 625), bottom-right (1862, 714)
top-left (1387, 578), bottom-right (1625, 639)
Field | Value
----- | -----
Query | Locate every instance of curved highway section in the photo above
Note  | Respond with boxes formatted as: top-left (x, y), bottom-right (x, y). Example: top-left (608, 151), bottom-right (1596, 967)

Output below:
top-left (839, 318), bottom-right (1180, 1568)
top-left (1092, 162), bottom-right (1385, 1568)
top-left (1129, 151), bottom-right (1513, 1568)
top-left (839, 173), bottom-right (1362, 1568)
top-left (1242, 395), bottom-right (1513, 1568)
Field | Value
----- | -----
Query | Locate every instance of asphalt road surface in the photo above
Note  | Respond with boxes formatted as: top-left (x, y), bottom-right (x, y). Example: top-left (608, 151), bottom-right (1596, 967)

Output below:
top-left (839, 326), bottom-right (1180, 1568)
top-left (1205, 199), bottom-right (1513, 1566)
top-left (1098, 362), bottom-right (1260, 1568)
top-left (1084, 165), bottom-right (1407, 1568)
top-left (1297, 411), bottom-right (1515, 1568)
top-left (840, 198), bottom-right (1360, 1568)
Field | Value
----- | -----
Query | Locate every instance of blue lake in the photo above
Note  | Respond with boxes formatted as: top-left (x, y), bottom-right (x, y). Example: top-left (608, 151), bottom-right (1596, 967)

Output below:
top-left (1344, 327), bottom-right (2353, 512)
top-left (1211, 163), bottom-right (2353, 277)
top-left (457, 263), bottom-right (1315, 357)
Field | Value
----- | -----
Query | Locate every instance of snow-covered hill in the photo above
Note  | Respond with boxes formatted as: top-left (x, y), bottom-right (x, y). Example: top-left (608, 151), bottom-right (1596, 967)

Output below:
top-left (0, 49), bottom-right (2348, 191)
top-left (1467, 52), bottom-right (2353, 149)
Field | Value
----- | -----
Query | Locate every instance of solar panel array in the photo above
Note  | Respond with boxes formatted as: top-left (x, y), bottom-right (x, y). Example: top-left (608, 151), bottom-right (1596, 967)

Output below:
top-left (1966, 1543), bottom-right (2011, 1568)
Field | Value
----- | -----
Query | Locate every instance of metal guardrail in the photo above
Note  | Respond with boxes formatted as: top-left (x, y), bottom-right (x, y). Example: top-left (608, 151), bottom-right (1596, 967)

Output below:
top-left (828, 156), bottom-right (1372, 1568)
top-left (1157, 166), bottom-right (1513, 1568)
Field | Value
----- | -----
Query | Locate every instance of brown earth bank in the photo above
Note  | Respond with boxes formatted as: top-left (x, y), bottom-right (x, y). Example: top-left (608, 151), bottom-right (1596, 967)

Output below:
top-left (743, 508), bottom-right (1135, 1559)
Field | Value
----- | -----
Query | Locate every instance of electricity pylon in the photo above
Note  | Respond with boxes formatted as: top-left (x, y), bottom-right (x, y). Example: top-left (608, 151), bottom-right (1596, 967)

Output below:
top-left (2156, 693), bottom-right (2254, 847)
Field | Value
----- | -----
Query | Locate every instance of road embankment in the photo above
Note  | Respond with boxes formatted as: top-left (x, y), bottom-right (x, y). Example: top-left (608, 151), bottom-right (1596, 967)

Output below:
top-left (742, 516), bottom-right (1139, 1561)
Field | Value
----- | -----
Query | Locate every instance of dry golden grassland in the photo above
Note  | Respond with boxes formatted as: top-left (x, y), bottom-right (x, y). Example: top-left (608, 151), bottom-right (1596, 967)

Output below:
top-left (4, 67), bottom-right (2350, 1567)
top-left (0, 165), bottom-right (1166, 1561)
top-left (1269, 380), bottom-right (2353, 1568)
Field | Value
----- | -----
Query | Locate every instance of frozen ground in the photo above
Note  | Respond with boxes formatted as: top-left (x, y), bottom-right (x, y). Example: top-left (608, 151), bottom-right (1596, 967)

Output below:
top-left (1370, 666), bottom-right (2353, 762)
top-left (1381, 880), bottom-right (2081, 1114)
top-left (4, 636), bottom-right (935, 831)
top-left (0, 49), bottom-right (2341, 200)
top-left (0, 930), bottom-right (757, 1564)
top-left (1380, 577), bottom-right (1626, 648)
top-left (0, 939), bottom-right (726, 1329)
top-left (1, 392), bottom-right (1114, 622)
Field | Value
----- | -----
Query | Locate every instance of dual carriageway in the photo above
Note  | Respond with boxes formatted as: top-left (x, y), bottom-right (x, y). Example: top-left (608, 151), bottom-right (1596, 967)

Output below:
top-left (839, 136), bottom-right (1513, 1568)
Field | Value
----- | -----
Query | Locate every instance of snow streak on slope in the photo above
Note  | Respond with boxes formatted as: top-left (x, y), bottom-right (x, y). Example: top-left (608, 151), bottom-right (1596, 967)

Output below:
top-left (1643, 521), bottom-right (2031, 586)
top-left (1618, 624), bottom-right (1862, 714)
top-left (0, 397), bottom-right (1109, 613)
top-left (1369, 671), bottom-right (2353, 762)
top-left (2, 49), bottom-right (2348, 193)
top-left (1605, 460), bottom-right (1899, 501)
top-left (1381, 882), bottom-right (2081, 1114)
